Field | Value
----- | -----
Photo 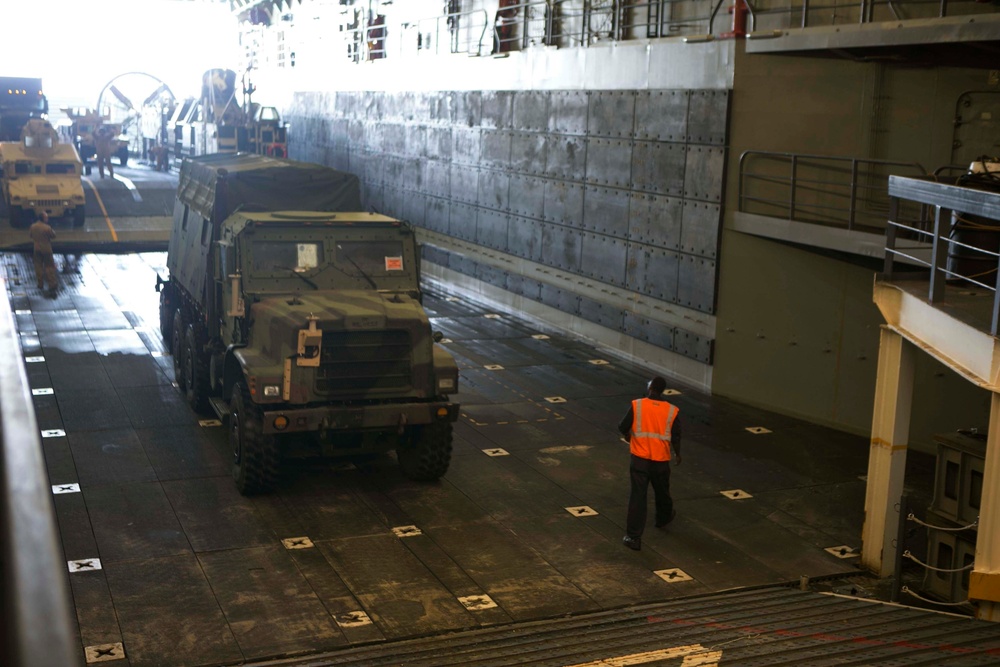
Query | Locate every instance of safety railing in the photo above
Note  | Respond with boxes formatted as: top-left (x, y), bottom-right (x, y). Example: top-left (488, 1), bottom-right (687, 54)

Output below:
top-left (891, 496), bottom-right (978, 612)
top-left (883, 170), bottom-right (1000, 335)
top-left (411, 0), bottom-right (715, 58)
top-left (738, 151), bottom-right (928, 234)
top-left (407, 0), bottom-right (998, 58)
top-left (0, 274), bottom-right (80, 666)
top-left (748, 0), bottom-right (998, 31)
top-left (414, 8), bottom-right (491, 56)
top-left (341, 21), bottom-right (392, 62)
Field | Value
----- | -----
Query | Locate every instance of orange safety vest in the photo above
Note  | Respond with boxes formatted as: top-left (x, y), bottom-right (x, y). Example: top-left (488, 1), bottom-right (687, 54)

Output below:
top-left (629, 398), bottom-right (679, 462)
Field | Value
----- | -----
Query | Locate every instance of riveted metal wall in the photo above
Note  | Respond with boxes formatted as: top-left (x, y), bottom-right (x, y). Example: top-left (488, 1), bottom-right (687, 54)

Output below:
top-left (288, 88), bottom-right (729, 364)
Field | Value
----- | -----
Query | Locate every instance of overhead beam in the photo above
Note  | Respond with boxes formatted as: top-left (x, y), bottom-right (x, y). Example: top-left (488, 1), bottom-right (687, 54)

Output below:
top-left (873, 280), bottom-right (1000, 391)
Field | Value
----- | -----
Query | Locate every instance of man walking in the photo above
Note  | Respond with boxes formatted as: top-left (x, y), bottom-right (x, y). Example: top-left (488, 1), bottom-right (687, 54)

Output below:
top-left (29, 212), bottom-right (58, 292)
top-left (94, 125), bottom-right (115, 179)
top-left (618, 376), bottom-right (682, 551)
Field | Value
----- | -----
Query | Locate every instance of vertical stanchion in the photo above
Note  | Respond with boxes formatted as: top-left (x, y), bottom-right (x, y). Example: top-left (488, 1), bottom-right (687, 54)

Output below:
top-left (884, 196), bottom-right (899, 276)
top-left (789, 155), bottom-right (798, 220)
top-left (862, 327), bottom-right (914, 577)
top-left (929, 206), bottom-right (948, 303)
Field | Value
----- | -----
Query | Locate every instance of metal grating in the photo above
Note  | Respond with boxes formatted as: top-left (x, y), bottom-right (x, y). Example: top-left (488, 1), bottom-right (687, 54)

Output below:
top-left (253, 587), bottom-right (1000, 666)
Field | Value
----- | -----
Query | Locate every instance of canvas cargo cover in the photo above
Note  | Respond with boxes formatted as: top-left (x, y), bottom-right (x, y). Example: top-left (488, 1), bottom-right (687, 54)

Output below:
top-left (176, 153), bottom-right (362, 221)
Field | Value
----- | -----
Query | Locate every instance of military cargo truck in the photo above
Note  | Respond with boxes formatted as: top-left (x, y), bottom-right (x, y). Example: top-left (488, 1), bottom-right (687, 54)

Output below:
top-left (0, 119), bottom-right (85, 228)
top-left (0, 77), bottom-right (48, 141)
top-left (157, 153), bottom-right (459, 494)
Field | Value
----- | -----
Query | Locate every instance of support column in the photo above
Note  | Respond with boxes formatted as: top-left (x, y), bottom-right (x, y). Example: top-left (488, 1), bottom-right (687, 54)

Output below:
top-left (970, 393), bottom-right (1000, 621)
top-left (861, 327), bottom-right (914, 577)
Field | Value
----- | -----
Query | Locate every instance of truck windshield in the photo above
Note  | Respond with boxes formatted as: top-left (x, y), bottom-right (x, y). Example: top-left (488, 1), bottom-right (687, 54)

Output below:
top-left (14, 162), bottom-right (41, 175)
top-left (45, 163), bottom-right (76, 174)
top-left (335, 241), bottom-right (406, 275)
top-left (252, 242), bottom-right (322, 274)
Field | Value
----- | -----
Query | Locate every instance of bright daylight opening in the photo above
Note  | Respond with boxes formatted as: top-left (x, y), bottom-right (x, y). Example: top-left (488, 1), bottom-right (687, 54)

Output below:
top-left (6, 0), bottom-right (238, 115)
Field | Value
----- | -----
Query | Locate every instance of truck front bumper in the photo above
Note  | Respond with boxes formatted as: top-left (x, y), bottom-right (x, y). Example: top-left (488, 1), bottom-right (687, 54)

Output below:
top-left (261, 401), bottom-right (459, 435)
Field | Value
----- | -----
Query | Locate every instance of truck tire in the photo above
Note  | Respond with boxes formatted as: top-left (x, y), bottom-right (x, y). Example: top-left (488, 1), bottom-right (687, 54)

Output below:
top-left (230, 381), bottom-right (279, 495)
top-left (184, 324), bottom-right (210, 412)
top-left (72, 205), bottom-right (85, 227)
top-left (171, 309), bottom-right (187, 392)
top-left (118, 150), bottom-right (129, 167)
top-left (159, 289), bottom-right (175, 344)
top-left (398, 420), bottom-right (453, 481)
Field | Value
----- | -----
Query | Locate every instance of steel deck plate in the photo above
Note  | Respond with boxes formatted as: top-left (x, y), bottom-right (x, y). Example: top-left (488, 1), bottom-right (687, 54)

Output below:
top-left (6, 251), bottom-right (987, 666)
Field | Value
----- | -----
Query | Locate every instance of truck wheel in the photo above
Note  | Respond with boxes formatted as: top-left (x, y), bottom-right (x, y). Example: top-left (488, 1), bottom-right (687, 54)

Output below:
top-left (184, 324), bottom-right (210, 412)
top-left (398, 420), bottom-right (453, 481)
top-left (119, 151), bottom-right (129, 167)
top-left (230, 381), bottom-right (279, 495)
top-left (159, 289), bottom-right (175, 344)
top-left (171, 309), bottom-right (187, 392)
top-left (72, 205), bottom-right (85, 227)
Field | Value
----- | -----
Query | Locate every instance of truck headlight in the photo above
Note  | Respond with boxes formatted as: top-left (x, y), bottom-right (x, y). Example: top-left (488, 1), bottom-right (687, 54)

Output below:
top-left (437, 378), bottom-right (455, 392)
top-left (263, 385), bottom-right (281, 397)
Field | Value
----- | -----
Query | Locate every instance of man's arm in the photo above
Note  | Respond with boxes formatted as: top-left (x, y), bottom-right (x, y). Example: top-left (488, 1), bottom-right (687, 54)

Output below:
top-left (617, 405), bottom-right (634, 438)
top-left (670, 415), bottom-right (682, 463)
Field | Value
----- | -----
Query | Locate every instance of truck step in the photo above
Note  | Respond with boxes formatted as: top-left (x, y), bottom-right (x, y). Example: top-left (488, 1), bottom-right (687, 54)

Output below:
top-left (209, 397), bottom-right (230, 421)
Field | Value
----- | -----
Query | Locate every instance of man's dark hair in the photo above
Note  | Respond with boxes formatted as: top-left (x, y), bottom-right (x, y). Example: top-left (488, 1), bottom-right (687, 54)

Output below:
top-left (648, 376), bottom-right (667, 395)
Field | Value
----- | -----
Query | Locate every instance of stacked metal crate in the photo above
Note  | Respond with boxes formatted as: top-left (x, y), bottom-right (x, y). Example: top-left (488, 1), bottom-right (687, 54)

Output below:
top-left (923, 431), bottom-right (984, 602)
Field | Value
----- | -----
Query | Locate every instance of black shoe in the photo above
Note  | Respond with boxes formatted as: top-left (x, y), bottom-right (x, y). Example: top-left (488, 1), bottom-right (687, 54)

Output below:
top-left (656, 510), bottom-right (677, 528)
top-left (622, 536), bottom-right (641, 551)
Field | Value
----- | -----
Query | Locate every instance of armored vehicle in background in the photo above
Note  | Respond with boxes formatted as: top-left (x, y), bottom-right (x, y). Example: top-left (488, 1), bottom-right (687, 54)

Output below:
top-left (0, 119), bottom-right (85, 228)
top-left (0, 76), bottom-right (47, 142)
top-left (61, 108), bottom-right (129, 172)
top-left (164, 69), bottom-right (288, 161)
top-left (157, 153), bottom-right (459, 494)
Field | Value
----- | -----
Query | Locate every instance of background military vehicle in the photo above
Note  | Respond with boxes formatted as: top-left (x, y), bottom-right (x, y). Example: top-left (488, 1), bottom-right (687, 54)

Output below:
top-left (163, 69), bottom-right (288, 161)
top-left (61, 108), bottom-right (130, 173)
top-left (0, 118), bottom-right (85, 228)
top-left (0, 76), bottom-right (47, 141)
top-left (157, 153), bottom-right (459, 494)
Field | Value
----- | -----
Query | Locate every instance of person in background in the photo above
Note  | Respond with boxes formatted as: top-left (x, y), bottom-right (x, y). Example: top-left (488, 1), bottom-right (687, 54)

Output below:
top-left (94, 125), bottom-right (115, 179)
top-left (29, 212), bottom-right (58, 292)
top-left (618, 376), bottom-right (683, 551)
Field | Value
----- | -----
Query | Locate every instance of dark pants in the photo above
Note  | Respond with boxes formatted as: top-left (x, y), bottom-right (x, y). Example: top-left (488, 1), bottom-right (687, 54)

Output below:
top-left (626, 454), bottom-right (673, 539)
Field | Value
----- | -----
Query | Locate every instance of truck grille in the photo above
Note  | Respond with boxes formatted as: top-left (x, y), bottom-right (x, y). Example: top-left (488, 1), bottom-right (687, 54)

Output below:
top-left (33, 199), bottom-right (66, 208)
top-left (316, 330), bottom-right (412, 395)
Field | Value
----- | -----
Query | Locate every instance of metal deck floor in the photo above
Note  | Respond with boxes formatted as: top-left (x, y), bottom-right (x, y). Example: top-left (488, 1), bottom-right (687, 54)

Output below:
top-left (4, 250), bottom-right (979, 666)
